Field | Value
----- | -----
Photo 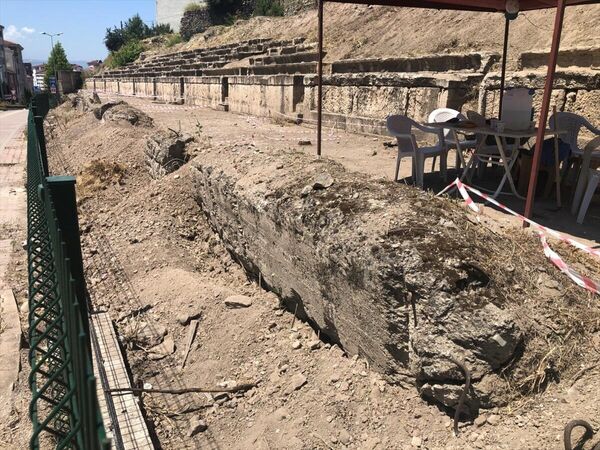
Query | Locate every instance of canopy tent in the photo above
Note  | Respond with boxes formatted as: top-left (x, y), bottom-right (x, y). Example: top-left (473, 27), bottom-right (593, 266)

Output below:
top-left (315, 0), bottom-right (599, 219)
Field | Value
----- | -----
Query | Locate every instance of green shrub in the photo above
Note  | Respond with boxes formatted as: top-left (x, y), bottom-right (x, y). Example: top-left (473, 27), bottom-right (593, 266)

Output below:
top-left (104, 15), bottom-right (172, 52)
top-left (254, 0), bottom-right (283, 16)
top-left (107, 40), bottom-right (144, 68)
top-left (185, 2), bottom-right (205, 12)
top-left (207, 0), bottom-right (243, 24)
top-left (166, 34), bottom-right (183, 47)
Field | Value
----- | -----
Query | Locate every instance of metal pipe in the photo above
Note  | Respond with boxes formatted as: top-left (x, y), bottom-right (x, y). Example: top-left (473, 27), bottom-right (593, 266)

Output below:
top-left (498, 16), bottom-right (510, 119)
top-left (524, 0), bottom-right (567, 221)
top-left (317, 0), bottom-right (324, 157)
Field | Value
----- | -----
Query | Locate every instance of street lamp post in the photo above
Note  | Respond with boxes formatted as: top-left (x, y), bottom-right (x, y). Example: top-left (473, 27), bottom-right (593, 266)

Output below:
top-left (41, 31), bottom-right (63, 92)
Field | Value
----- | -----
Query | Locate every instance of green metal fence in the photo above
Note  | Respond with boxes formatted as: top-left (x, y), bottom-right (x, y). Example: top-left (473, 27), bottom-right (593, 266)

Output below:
top-left (27, 97), bottom-right (110, 450)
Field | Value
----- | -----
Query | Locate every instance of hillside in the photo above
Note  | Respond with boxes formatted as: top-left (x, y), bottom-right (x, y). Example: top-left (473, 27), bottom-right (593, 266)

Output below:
top-left (143, 3), bottom-right (600, 68)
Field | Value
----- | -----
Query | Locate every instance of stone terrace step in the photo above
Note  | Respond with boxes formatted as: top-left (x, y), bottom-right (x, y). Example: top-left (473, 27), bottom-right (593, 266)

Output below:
top-left (331, 53), bottom-right (499, 74)
top-left (250, 51), bottom-right (321, 66)
top-left (249, 62), bottom-right (317, 75)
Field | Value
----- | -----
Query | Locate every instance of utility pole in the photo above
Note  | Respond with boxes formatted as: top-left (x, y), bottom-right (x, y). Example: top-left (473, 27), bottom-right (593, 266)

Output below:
top-left (41, 31), bottom-right (63, 92)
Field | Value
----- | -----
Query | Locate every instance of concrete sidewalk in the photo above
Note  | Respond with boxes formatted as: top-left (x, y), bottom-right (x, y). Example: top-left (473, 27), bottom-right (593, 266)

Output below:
top-left (0, 108), bottom-right (27, 423)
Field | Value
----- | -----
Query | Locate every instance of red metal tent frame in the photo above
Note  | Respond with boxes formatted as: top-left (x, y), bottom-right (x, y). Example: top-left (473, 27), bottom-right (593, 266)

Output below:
top-left (315, 0), bottom-right (599, 220)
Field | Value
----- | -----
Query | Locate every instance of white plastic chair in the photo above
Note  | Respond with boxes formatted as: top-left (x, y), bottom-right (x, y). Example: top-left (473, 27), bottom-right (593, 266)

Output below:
top-left (549, 112), bottom-right (600, 181)
top-left (428, 108), bottom-right (477, 170)
top-left (571, 136), bottom-right (600, 224)
top-left (386, 115), bottom-right (447, 188)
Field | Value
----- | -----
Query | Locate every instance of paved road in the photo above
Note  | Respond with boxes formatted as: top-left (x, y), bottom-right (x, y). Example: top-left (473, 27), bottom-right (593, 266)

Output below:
top-left (0, 109), bottom-right (28, 152)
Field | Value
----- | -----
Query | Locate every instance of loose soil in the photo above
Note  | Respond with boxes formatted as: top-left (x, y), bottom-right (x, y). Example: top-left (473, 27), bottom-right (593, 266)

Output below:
top-left (35, 96), bottom-right (600, 450)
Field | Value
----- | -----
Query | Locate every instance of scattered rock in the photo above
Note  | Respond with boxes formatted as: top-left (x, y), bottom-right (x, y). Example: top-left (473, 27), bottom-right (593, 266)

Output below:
top-left (300, 185), bottom-right (313, 197)
top-left (298, 139), bottom-right (312, 146)
top-left (308, 340), bottom-right (321, 350)
top-left (176, 310), bottom-right (202, 325)
top-left (487, 414), bottom-right (500, 425)
top-left (93, 101), bottom-right (125, 120)
top-left (103, 103), bottom-right (154, 127)
top-left (338, 428), bottom-right (352, 445)
top-left (474, 415), bottom-right (487, 427)
top-left (313, 172), bottom-right (334, 189)
top-left (411, 436), bottom-right (422, 447)
top-left (187, 418), bottom-right (208, 437)
top-left (213, 392), bottom-right (230, 405)
top-left (286, 373), bottom-right (307, 393)
top-left (133, 322), bottom-right (167, 348)
top-left (292, 340), bottom-right (302, 350)
top-left (224, 295), bottom-right (253, 308)
top-left (148, 336), bottom-right (175, 360)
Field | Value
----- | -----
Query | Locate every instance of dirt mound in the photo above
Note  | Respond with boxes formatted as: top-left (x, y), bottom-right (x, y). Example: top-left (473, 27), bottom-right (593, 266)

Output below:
top-left (41, 98), bottom-right (600, 449)
top-left (144, 4), bottom-right (600, 69)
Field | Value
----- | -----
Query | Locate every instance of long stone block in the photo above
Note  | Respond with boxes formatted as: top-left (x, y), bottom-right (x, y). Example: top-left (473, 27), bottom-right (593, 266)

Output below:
top-left (190, 147), bottom-right (523, 412)
top-left (331, 53), bottom-right (499, 74)
top-left (519, 47), bottom-right (600, 70)
top-left (227, 75), bottom-right (304, 117)
top-left (184, 76), bottom-right (223, 108)
top-left (155, 77), bottom-right (183, 103)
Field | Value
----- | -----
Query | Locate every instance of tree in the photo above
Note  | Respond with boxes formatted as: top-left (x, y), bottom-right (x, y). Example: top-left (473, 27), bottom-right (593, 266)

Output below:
top-left (44, 42), bottom-right (71, 89)
top-left (123, 14), bottom-right (150, 41)
top-left (104, 16), bottom-right (172, 52)
top-left (150, 23), bottom-right (172, 36)
top-left (104, 26), bottom-right (125, 52)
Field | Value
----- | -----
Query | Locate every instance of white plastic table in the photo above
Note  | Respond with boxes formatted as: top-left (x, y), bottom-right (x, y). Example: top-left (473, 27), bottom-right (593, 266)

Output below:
top-left (428, 123), bottom-right (565, 203)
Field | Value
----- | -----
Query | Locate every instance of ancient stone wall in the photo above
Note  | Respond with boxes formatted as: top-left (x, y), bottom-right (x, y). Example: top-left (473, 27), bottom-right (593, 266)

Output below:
top-left (184, 76), bottom-right (224, 107)
top-left (135, 78), bottom-right (156, 98)
top-left (302, 73), bottom-right (479, 133)
top-left (519, 47), bottom-right (600, 71)
top-left (190, 144), bottom-right (524, 412)
top-left (480, 69), bottom-right (600, 125)
top-left (228, 75), bottom-right (304, 117)
top-left (88, 47), bottom-right (599, 133)
top-left (155, 77), bottom-right (184, 103)
top-left (119, 78), bottom-right (135, 96)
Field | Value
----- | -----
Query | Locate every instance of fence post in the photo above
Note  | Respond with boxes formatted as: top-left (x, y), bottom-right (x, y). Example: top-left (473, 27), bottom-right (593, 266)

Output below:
top-left (34, 116), bottom-right (49, 176)
top-left (46, 175), bottom-right (91, 343)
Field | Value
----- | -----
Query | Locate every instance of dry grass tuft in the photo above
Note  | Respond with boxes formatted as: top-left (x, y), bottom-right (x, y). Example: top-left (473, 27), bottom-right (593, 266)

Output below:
top-left (77, 159), bottom-right (127, 201)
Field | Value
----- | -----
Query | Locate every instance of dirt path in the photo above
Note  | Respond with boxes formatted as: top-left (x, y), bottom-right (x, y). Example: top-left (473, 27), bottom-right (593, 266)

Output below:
top-left (43, 97), bottom-right (600, 450)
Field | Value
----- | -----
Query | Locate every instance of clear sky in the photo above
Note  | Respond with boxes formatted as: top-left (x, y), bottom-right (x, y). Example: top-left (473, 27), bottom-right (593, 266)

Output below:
top-left (0, 0), bottom-right (157, 63)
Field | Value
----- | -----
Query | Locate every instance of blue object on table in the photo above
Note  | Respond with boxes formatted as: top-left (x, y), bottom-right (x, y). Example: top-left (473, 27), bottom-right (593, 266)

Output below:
top-left (540, 138), bottom-right (571, 166)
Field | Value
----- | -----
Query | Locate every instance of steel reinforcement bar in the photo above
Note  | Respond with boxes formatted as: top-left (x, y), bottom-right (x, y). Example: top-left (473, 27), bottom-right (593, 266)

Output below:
top-left (26, 96), bottom-right (110, 450)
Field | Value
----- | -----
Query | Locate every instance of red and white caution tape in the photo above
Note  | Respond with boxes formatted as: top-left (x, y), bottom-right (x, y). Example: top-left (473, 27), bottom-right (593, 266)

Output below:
top-left (438, 178), bottom-right (599, 294)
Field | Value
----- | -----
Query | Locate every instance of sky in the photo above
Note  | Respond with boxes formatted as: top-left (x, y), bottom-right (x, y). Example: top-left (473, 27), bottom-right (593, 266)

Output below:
top-left (0, 0), bottom-right (157, 63)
